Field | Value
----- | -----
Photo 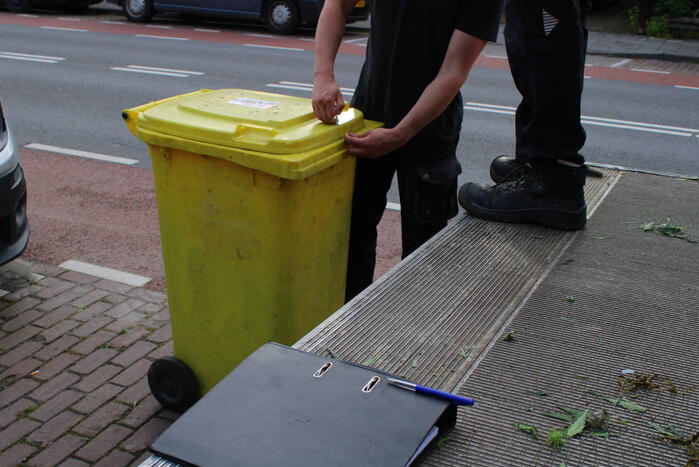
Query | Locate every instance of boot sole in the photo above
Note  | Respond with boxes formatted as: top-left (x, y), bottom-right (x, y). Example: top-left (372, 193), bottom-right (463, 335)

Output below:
top-left (461, 196), bottom-right (587, 231)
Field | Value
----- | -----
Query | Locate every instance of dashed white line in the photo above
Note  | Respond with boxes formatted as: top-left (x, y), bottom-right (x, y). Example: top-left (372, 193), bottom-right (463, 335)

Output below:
top-left (245, 33), bottom-right (276, 38)
top-left (60, 260), bottom-right (151, 287)
top-left (25, 144), bottom-right (139, 166)
top-left (0, 51), bottom-right (66, 63)
top-left (146, 24), bottom-right (172, 29)
top-left (266, 81), bottom-right (354, 96)
top-left (243, 44), bottom-right (304, 52)
top-left (57, 17), bottom-right (82, 21)
top-left (464, 102), bottom-right (698, 137)
top-left (40, 26), bottom-right (87, 32)
top-left (611, 58), bottom-right (631, 68)
top-left (119, 65), bottom-right (204, 75)
top-left (111, 67), bottom-right (189, 77)
top-left (386, 202), bottom-right (401, 212)
top-left (17, 13), bottom-right (39, 17)
top-left (135, 34), bottom-right (189, 41)
top-left (676, 85), bottom-right (699, 91)
top-left (631, 68), bottom-right (671, 74)
top-left (485, 54), bottom-right (507, 59)
top-left (101, 20), bottom-right (126, 25)
top-left (194, 28), bottom-right (220, 33)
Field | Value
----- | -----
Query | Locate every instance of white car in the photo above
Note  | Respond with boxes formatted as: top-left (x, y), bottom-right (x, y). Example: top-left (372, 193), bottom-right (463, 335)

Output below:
top-left (0, 99), bottom-right (29, 266)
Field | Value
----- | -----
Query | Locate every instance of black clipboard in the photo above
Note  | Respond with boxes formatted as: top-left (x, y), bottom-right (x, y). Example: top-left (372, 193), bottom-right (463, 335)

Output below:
top-left (149, 342), bottom-right (456, 467)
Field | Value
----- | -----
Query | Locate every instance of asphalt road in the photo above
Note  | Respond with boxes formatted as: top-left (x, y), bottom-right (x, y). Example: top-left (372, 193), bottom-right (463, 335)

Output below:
top-left (1, 5), bottom-right (698, 193)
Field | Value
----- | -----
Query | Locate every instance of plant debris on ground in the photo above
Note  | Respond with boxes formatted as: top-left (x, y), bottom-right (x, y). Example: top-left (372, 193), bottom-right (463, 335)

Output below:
top-left (618, 372), bottom-right (697, 397)
top-left (640, 219), bottom-right (697, 243)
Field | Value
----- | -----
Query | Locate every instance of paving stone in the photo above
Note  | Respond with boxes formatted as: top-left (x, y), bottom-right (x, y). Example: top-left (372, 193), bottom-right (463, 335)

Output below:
top-left (111, 359), bottom-right (150, 387)
top-left (0, 377), bottom-right (40, 405)
top-left (109, 328), bottom-right (149, 349)
top-left (138, 302), bottom-right (163, 314)
top-left (131, 452), bottom-right (152, 466)
top-left (73, 402), bottom-right (129, 437)
top-left (112, 341), bottom-right (157, 367)
top-left (58, 459), bottom-right (91, 467)
top-left (0, 398), bottom-right (35, 428)
top-left (71, 330), bottom-right (116, 355)
top-left (59, 271), bottom-right (99, 284)
top-left (102, 293), bottom-right (127, 304)
top-left (26, 434), bottom-right (87, 467)
top-left (120, 397), bottom-right (161, 429)
top-left (94, 280), bottom-right (133, 294)
top-left (145, 324), bottom-right (171, 344)
top-left (76, 424), bottom-right (133, 463)
top-left (70, 289), bottom-right (111, 310)
top-left (73, 383), bottom-right (123, 414)
top-left (0, 325), bottom-right (42, 352)
top-left (30, 372), bottom-right (81, 401)
top-left (38, 286), bottom-right (95, 313)
top-left (72, 316), bottom-right (113, 338)
top-left (116, 377), bottom-right (151, 406)
top-left (106, 312), bottom-right (146, 333)
top-left (0, 357), bottom-right (41, 382)
top-left (29, 263), bottom-right (64, 276)
top-left (128, 288), bottom-right (167, 304)
top-left (26, 410), bottom-right (84, 446)
top-left (0, 443), bottom-right (38, 466)
top-left (33, 305), bottom-right (78, 328)
top-left (0, 297), bottom-right (41, 319)
top-left (3, 284), bottom-right (44, 302)
top-left (93, 450), bottom-right (134, 467)
top-left (71, 301), bottom-right (112, 322)
top-left (38, 319), bottom-right (80, 344)
top-left (31, 390), bottom-right (83, 422)
top-left (106, 299), bottom-right (145, 320)
top-left (1, 308), bottom-right (42, 332)
top-left (34, 335), bottom-right (80, 361)
top-left (0, 417), bottom-right (41, 451)
top-left (120, 417), bottom-right (171, 452)
top-left (34, 353), bottom-right (81, 380)
top-left (70, 348), bottom-right (119, 375)
top-left (148, 342), bottom-right (173, 360)
top-left (74, 365), bottom-right (122, 393)
top-left (0, 340), bottom-right (43, 366)
top-left (149, 308), bottom-right (170, 323)
top-left (34, 280), bottom-right (74, 301)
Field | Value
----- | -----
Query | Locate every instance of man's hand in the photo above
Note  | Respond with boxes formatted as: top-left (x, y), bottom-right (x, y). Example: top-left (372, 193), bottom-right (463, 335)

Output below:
top-left (312, 75), bottom-right (345, 123)
top-left (344, 128), bottom-right (409, 159)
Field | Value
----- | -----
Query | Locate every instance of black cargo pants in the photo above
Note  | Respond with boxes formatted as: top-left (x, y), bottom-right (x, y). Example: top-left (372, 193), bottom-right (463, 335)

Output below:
top-left (344, 142), bottom-right (461, 302)
top-left (505, 0), bottom-right (590, 166)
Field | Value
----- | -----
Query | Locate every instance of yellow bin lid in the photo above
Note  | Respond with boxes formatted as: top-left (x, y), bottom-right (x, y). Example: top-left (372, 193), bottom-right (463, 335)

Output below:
top-left (124, 89), bottom-right (377, 180)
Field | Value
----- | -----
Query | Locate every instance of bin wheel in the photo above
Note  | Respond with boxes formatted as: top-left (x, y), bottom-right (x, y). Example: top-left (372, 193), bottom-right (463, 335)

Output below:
top-left (148, 357), bottom-right (199, 412)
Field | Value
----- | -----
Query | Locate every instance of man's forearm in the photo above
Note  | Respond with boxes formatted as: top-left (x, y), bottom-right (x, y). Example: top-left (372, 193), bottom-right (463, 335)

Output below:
top-left (314, 0), bottom-right (353, 79)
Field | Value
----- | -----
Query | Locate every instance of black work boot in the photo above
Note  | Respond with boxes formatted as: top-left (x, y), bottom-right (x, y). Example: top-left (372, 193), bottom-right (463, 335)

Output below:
top-left (490, 155), bottom-right (528, 183)
top-left (459, 163), bottom-right (587, 231)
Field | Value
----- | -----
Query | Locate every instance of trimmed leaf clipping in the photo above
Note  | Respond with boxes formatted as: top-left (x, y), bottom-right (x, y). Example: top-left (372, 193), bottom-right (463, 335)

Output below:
top-left (513, 423), bottom-right (540, 440)
top-left (565, 410), bottom-right (588, 438)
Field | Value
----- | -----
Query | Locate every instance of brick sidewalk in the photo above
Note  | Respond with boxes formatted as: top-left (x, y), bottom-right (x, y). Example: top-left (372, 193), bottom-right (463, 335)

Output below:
top-left (0, 259), bottom-right (176, 466)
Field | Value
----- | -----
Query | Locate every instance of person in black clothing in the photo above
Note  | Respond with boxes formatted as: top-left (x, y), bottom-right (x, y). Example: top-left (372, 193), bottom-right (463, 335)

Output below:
top-left (312, 0), bottom-right (504, 302)
top-left (459, 0), bottom-right (590, 231)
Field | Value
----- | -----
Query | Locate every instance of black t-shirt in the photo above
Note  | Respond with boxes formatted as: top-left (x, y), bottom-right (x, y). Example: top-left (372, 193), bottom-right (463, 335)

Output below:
top-left (351, 0), bottom-right (503, 153)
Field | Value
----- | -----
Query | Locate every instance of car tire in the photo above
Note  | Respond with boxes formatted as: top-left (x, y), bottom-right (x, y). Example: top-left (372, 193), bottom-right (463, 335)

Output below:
top-left (265, 0), bottom-right (299, 35)
top-left (124, 0), bottom-right (154, 23)
top-left (6, 0), bottom-right (33, 13)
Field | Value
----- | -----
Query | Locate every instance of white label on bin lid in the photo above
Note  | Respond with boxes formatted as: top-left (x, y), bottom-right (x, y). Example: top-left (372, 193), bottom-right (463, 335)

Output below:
top-left (227, 97), bottom-right (280, 109)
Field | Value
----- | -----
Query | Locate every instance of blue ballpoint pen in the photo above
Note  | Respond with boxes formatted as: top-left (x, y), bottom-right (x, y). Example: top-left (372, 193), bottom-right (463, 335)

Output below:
top-left (387, 378), bottom-right (476, 406)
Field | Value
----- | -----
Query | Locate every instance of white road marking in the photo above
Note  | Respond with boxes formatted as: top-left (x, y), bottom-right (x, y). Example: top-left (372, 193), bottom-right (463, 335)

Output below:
top-left (676, 85), bottom-right (699, 91)
top-left (25, 144), bottom-right (139, 165)
top-left (464, 102), bottom-right (698, 137)
top-left (40, 26), bottom-right (87, 32)
top-left (111, 67), bottom-right (189, 77)
top-left (386, 202), bottom-right (401, 212)
top-left (266, 81), bottom-right (354, 96)
top-left (0, 289), bottom-right (9, 297)
top-left (484, 55), bottom-right (507, 59)
top-left (146, 24), bottom-right (172, 29)
top-left (243, 44), bottom-right (304, 52)
top-left (194, 28), bottom-right (220, 33)
top-left (101, 20), bottom-right (126, 25)
top-left (631, 68), bottom-right (671, 74)
top-left (17, 13), bottom-right (39, 17)
top-left (60, 260), bottom-right (151, 287)
top-left (57, 17), bottom-right (82, 21)
top-left (611, 58), bottom-right (631, 68)
top-left (246, 33), bottom-right (276, 38)
top-left (0, 51), bottom-right (65, 63)
top-left (121, 64), bottom-right (204, 75)
top-left (299, 38), bottom-right (315, 42)
top-left (135, 34), bottom-right (189, 41)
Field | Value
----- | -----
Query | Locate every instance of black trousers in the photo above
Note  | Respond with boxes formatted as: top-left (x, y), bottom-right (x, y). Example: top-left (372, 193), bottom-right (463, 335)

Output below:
top-left (344, 143), bottom-right (461, 302)
top-left (505, 0), bottom-right (589, 165)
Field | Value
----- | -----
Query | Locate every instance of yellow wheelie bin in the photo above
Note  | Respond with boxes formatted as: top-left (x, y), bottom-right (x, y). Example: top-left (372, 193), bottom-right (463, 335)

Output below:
top-left (123, 89), bottom-right (381, 411)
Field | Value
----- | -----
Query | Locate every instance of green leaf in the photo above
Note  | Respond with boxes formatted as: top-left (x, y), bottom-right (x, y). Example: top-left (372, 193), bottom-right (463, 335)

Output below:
top-left (362, 356), bottom-right (378, 366)
top-left (458, 348), bottom-right (470, 358)
top-left (547, 428), bottom-right (566, 451)
top-left (513, 423), bottom-right (540, 440)
top-left (587, 390), bottom-right (647, 412)
top-left (593, 235), bottom-right (608, 240)
top-left (589, 431), bottom-right (620, 437)
top-left (437, 436), bottom-right (453, 449)
top-left (529, 390), bottom-right (550, 397)
top-left (564, 296), bottom-right (575, 303)
top-left (410, 359), bottom-right (418, 368)
top-left (559, 407), bottom-right (585, 417)
top-left (565, 410), bottom-right (588, 438)
top-left (575, 374), bottom-right (589, 380)
top-left (503, 330), bottom-right (517, 341)
top-left (560, 316), bottom-right (576, 323)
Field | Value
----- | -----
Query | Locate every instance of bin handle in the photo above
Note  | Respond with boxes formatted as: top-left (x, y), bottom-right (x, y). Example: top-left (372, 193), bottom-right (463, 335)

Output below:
top-left (232, 123), bottom-right (278, 141)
